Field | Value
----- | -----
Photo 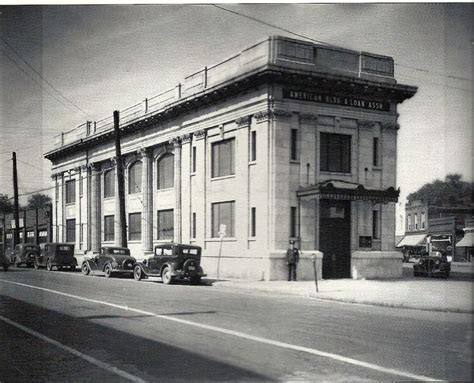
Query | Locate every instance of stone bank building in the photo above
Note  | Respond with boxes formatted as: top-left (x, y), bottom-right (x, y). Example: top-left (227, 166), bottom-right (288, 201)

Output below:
top-left (45, 36), bottom-right (417, 280)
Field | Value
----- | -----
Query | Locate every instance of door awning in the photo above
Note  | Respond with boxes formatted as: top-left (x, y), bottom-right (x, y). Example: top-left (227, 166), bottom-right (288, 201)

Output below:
top-left (297, 180), bottom-right (400, 203)
top-left (396, 234), bottom-right (427, 247)
top-left (456, 232), bottom-right (474, 248)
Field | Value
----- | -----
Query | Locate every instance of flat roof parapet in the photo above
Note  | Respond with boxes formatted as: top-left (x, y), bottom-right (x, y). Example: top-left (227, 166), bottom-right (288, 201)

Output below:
top-left (47, 35), bottom-right (414, 159)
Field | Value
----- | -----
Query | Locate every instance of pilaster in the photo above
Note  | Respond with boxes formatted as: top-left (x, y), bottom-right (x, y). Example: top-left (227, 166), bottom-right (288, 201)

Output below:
top-left (139, 148), bottom-right (153, 253)
top-left (89, 163), bottom-right (101, 253)
top-left (180, 133), bottom-right (192, 243)
top-left (170, 138), bottom-right (182, 243)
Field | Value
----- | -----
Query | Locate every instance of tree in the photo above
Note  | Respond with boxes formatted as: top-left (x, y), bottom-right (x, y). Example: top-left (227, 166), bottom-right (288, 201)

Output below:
top-left (407, 174), bottom-right (473, 206)
top-left (0, 194), bottom-right (13, 214)
top-left (26, 193), bottom-right (52, 210)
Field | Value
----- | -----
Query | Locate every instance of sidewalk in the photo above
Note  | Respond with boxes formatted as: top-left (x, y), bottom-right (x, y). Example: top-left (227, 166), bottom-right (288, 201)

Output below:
top-left (210, 271), bottom-right (473, 314)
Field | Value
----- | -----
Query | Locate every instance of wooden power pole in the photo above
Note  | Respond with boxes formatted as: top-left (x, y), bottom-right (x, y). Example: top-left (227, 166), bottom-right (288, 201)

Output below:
top-left (114, 111), bottom-right (127, 248)
top-left (12, 152), bottom-right (20, 247)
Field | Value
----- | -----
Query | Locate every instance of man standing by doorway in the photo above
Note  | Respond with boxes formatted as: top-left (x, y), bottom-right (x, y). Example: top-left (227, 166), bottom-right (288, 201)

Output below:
top-left (286, 240), bottom-right (300, 281)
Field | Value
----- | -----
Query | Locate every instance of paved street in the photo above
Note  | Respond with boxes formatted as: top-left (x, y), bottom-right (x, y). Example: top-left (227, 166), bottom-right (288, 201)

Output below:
top-left (0, 268), bottom-right (472, 382)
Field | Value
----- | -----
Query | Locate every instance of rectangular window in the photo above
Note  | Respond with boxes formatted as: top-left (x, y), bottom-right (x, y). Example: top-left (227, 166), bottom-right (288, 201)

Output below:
top-left (250, 131), bottom-right (257, 162)
top-left (290, 206), bottom-right (297, 238)
top-left (320, 133), bottom-right (351, 173)
top-left (421, 212), bottom-right (426, 229)
top-left (104, 215), bottom-right (114, 242)
top-left (157, 209), bottom-right (174, 240)
top-left (65, 180), bottom-right (76, 204)
top-left (104, 170), bottom-right (115, 198)
top-left (66, 219), bottom-right (76, 243)
top-left (414, 213), bottom-right (418, 230)
top-left (407, 214), bottom-right (412, 231)
top-left (251, 207), bottom-right (256, 237)
top-left (212, 201), bottom-right (235, 237)
top-left (128, 213), bottom-right (141, 241)
top-left (290, 129), bottom-right (299, 160)
top-left (373, 210), bottom-right (380, 239)
top-left (212, 138), bottom-right (235, 178)
top-left (373, 137), bottom-right (379, 167)
top-left (192, 146), bottom-right (197, 173)
top-left (191, 212), bottom-right (196, 239)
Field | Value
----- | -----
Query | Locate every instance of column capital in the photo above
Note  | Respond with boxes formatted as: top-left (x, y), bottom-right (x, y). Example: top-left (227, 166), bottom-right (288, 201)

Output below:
top-left (169, 137), bottom-right (181, 148)
top-left (381, 122), bottom-right (400, 130)
top-left (180, 133), bottom-right (192, 144)
top-left (358, 120), bottom-right (375, 129)
top-left (87, 162), bottom-right (101, 173)
top-left (254, 109), bottom-right (292, 123)
top-left (193, 129), bottom-right (206, 141)
top-left (235, 115), bottom-right (251, 129)
top-left (300, 113), bottom-right (318, 122)
top-left (137, 147), bottom-right (150, 158)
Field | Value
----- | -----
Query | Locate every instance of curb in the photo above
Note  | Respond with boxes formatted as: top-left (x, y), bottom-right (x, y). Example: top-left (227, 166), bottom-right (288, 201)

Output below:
top-left (309, 294), bottom-right (474, 314)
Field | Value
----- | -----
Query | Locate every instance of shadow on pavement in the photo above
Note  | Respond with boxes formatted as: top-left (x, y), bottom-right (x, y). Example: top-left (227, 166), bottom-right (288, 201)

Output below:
top-left (0, 295), bottom-right (268, 382)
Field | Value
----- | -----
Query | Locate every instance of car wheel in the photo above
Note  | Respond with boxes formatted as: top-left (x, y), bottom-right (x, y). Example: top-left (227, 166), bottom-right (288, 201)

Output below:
top-left (162, 267), bottom-right (173, 285)
top-left (190, 276), bottom-right (201, 285)
top-left (81, 262), bottom-right (90, 275)
top-left (14, 258), bottom-right (20, 267)
top-left (104, 263), bottom-right (113, 278)
top-left (133, 265), bottom-right (143, 281)
top-left (46, 259), bottom-right (52, 271)
top-left (34, 259), bottom-right (40, 269)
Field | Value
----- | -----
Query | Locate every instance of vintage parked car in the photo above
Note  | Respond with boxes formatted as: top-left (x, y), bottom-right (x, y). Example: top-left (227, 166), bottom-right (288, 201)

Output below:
top-left (35, 243), bottom-right (76, 271)
top-left (413, 251), bottom-right (451, 278)
top-left (133, 243), bottom-right (205, 284)
top-left (12, 244), bottom-right (40, 268)
top-left (81, 247), bottom-right (136, 278)
top-left (1, 252), bottom-right (9, 271)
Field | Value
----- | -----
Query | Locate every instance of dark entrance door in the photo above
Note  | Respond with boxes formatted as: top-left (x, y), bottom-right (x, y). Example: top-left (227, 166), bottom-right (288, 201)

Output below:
top-left (319, 199), bottom-right (351, 278)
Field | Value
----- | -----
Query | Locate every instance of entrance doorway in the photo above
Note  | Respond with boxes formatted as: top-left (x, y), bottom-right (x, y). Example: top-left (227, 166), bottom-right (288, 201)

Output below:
top-left (319, 199), bottom-right (351, 278)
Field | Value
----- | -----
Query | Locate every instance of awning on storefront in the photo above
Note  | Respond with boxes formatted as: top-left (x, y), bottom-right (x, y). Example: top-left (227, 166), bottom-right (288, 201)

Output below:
top-left (297, 180), bottom-right (400, 203)
top-left (396, 234), bottom-right (427, 248)
top-left (456, 232), bottom-right (474, 248)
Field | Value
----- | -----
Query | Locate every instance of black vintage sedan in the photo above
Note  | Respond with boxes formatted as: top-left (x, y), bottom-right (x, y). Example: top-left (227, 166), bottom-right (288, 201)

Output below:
top-left (13, 244), bottom-right (40, 268)
top-left (413, 251), bottom-right (451, 278)
top-left (35, 243), bottom-right (76, 271)
top-left (133, 243), bottom-right (205, 284)
top-left (81, 247), bottom-right (135, 278)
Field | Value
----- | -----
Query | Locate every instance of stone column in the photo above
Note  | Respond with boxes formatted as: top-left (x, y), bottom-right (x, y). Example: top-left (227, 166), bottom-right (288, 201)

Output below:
top-left (140, 148), bottom-right (153, 253)
top-left (74, 167), bottom-right (81, 249)
top-left (193, 129), bottom-right (207, 244)
top-left (180, 133), bottom-right (192, 243)
top-left (112, 158), bottom-right (123, 247)
top-left (170, 137), bottom-right (182, 243)
top-left (51, 174), bottom-right (59, 242)
top-left (89, 163), bottom-right (101, 253)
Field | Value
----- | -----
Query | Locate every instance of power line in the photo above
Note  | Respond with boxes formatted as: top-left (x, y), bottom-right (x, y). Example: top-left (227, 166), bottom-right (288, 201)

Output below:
top-left (1, 38), bottom-right (92, 118)
top-left (2, 51), bottom-right (72, 111)
top-left (211, 4), bottom-right (472, 84)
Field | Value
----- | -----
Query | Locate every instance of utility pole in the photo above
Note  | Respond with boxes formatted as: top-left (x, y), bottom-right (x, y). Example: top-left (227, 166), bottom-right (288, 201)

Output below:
top-left (12, 152), bottom-right (20, 247)
top-left (114, 111), bottom-right (127, 248)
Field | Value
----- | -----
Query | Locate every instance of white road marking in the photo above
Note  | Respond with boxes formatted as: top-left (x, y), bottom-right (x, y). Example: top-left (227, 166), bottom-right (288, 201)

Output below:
top-left (0, 314), bottom-right (146, 383)
top-left (1, 279), bottom-right (441, 382)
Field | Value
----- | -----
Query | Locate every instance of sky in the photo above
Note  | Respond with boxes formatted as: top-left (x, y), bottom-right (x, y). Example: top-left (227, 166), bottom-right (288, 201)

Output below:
top-left (0, 4), bottom-right (472, 234)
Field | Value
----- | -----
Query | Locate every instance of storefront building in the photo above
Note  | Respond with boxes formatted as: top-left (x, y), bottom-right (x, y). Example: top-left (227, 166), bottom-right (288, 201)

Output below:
top-left (45, 36), bottom-right (417, 280)
top-left (0, 206), bottom-right (53, 256)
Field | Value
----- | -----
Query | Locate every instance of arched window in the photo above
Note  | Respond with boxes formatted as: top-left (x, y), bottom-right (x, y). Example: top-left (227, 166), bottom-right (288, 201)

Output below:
top-left (104, 169), bottom-right (115, 198)
top-left (128, 161), bottom-right (142, 194)
top-left (157, 154), bottom-right (174, 190)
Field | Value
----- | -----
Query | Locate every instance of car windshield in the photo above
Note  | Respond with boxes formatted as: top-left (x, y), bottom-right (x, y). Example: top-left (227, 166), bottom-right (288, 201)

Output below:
top-left (181, 248), bottom-right (199, 255)
top-left (111, 249), bottom-right (130, 255)
top-left (58, 246), bottom-right (72, 251)
top-left (25, 246), bottom-right (38, 250)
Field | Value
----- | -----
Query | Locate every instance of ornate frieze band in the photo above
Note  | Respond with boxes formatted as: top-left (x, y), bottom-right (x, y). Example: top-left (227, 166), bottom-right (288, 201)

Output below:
top-left (169, 137), bottom-right (181, 148)
top-left (358, 120), bottom-right (375, 129)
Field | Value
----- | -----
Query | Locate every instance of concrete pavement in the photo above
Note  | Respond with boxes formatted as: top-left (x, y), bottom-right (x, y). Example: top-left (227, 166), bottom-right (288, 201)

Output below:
top-left (210, 264), bottom-right (474, 314)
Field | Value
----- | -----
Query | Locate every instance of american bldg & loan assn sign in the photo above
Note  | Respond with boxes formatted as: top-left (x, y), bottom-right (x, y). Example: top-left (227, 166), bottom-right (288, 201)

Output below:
top-left (283, 89), bottom-right (390, 112)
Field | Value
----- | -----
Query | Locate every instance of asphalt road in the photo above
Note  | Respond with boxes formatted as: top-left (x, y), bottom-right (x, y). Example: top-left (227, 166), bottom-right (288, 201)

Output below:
top-left (0, 268), bottom-right (472, 382)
